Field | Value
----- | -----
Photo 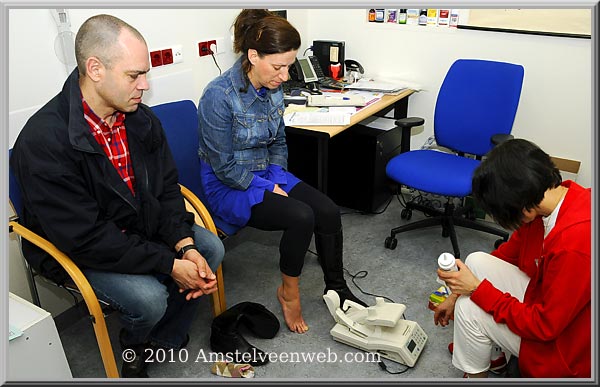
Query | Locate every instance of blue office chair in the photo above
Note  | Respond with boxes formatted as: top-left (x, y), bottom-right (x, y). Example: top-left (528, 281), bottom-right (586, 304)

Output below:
top-left (384, 59), bottom-right (524, 258)
top-left (150, 100), bottom-right (241, 237)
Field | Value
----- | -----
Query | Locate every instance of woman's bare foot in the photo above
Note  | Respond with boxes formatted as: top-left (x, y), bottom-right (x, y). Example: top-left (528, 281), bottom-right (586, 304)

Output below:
top-left (277, 275), bottom-right (308, 334)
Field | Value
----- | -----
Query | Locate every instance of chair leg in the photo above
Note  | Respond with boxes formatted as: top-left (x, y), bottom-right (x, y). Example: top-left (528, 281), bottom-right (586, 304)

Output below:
top-left (210, 264), bottom-right (226, 316)
top-left (386, 198), bottom-right (508, 259)
top-left (25, 263), bottom-right (42, 307)
top-left (444, 216), bottom-right (461, 258)
top-left (390, 216), bottom-right (443, 237)
top-left (453, 217), bottom-right (509, 240)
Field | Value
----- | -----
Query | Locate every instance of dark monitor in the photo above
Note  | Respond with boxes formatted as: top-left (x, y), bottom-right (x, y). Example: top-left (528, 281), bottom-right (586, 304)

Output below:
top-left (270, 10), bottom-right (287, 19)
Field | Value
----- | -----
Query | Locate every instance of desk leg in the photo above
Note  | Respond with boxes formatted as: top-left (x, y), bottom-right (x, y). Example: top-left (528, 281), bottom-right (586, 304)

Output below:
top-left (392, 96), bottom-right (412, 154)
top-left (317, 136), bottom-right (329, 194)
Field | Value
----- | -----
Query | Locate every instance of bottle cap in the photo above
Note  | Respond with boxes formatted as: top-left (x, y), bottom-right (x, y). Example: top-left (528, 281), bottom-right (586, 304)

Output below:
top-left (438, 252), bottom-right (456, 271)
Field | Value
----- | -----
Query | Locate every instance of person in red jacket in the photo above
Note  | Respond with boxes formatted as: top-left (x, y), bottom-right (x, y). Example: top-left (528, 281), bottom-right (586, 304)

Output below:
top-left (434, 139), bottom-right (591, 378)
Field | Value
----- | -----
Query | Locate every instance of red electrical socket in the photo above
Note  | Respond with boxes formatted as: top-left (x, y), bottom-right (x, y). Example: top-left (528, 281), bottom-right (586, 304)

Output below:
top-left (207, 40), bottom-right (216, 54)
top-left (150, 50), bottom-right (163, 67)
top-left (161, 48), bottom-right (174, 65)
top-left (198, 41), bottom-right (209, 57)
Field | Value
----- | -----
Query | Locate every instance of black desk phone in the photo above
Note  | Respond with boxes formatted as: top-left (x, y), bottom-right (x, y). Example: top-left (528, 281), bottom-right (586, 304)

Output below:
top-left (285, 56), bottom-right (363, 93)
top-left (286, 56), bottom-right (324, 94)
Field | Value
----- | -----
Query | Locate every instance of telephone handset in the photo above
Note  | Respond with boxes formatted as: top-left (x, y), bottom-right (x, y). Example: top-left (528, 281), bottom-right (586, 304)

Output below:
top-left (344, 59), bottom-right (364, 74)
top-left (344, 59), bottom-right (365, 83)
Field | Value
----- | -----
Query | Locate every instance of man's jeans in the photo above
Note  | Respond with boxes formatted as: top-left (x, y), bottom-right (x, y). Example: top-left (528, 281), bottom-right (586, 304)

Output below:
top-left (83, 224), bottom-right (225, 349)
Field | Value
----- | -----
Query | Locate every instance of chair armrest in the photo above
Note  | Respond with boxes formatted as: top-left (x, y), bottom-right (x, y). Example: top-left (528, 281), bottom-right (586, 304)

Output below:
top-left (394, 117), bottom-right (425, 153)
top-left (491, 134), bottom-right (514, 146)
top-left (394, 117), bottom-right (425, 128)
top-left (178, 184), bottom-right (227, 316)
top-left (9, 221), bottom-right (119, 378)
top-left (179, 184), bottom-right (218, 235)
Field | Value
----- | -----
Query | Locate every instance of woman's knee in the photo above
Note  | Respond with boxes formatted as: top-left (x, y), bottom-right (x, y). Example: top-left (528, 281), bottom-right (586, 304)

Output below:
top-left (289, 201), bottom-right (315, 232)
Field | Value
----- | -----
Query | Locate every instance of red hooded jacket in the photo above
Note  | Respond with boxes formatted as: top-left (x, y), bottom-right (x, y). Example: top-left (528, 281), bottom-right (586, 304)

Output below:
top-left (470, 180), bottom-right (591, 378)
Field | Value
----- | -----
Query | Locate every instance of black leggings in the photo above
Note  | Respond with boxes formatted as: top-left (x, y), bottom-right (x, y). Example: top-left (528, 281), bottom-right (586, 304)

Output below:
top-left (246, 182), bottom-right (341, 277)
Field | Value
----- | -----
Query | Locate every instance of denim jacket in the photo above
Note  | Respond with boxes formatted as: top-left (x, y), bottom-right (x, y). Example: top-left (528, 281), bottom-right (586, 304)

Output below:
top-left (198, 57), bottom-right (288, 191)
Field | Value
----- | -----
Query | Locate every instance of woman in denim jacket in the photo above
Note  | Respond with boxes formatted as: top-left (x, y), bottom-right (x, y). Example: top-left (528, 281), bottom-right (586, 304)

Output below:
top-left (197, 9), bottom-right (366, 333)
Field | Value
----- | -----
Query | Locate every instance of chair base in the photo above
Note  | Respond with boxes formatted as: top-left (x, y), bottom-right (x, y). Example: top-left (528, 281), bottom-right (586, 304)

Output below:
top-left (384, 199), bottom-right (508, 258)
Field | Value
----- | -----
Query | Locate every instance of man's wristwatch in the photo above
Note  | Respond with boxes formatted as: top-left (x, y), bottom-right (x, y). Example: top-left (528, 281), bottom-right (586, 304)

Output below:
top-left (177, 244), bottom-right (199, 258)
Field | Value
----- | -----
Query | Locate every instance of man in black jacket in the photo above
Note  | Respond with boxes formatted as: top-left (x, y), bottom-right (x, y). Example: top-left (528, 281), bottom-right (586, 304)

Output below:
top-left (10, 14), bottom-right (225, 378)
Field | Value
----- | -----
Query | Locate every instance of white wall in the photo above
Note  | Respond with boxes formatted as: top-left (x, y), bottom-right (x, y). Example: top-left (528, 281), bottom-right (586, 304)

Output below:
top-left (7, 8), bottom-right (593, 315)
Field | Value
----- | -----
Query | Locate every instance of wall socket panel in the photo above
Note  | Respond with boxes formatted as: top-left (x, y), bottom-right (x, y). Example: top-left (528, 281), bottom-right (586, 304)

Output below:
top-left (149, 44), bottom-right (183, 67)
top-left (198, 37), bottom-right (226, 56)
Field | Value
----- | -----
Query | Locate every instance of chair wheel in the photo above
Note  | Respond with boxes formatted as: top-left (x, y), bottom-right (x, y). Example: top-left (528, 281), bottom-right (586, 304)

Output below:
top-left (401, 209), bottom-right (408, 219)
top-left (384, 236), bottom-right (398, 250)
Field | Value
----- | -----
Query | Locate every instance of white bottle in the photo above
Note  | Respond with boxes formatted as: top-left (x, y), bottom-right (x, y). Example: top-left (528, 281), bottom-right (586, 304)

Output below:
top-left (437, 252), bottom-right (457, 293)
top-left (438, 252), bottom-right (458, 271)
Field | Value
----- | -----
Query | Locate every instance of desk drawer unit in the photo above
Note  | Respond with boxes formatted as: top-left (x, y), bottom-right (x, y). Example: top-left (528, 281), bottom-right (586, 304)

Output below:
top-left (328, 123), bottom-right (404, 213)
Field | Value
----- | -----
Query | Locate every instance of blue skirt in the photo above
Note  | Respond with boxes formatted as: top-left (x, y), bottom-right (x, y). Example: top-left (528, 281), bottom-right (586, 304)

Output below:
top-left (199, 160), bottom-right (301, 227)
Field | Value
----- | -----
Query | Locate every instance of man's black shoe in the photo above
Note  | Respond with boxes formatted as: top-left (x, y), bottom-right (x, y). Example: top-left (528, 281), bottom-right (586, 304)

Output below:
top-left (119, 329), bottom-right (150, 378)
top-left (121, 353), bottom-right (149, 378)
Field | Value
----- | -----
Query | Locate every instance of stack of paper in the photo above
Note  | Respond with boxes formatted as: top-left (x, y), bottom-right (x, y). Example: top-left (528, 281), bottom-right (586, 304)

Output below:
top-left (344, 79), bottom-right (408, 93)
top-left (307, 94), bottom-right (365, 107)
top-left (284, 111), bottom-right (350, 126)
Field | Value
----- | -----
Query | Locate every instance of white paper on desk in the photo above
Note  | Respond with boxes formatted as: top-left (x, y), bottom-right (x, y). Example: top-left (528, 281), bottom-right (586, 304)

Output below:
top-left (328, 106), bottom-right (357, 115)
top-left (284, 111), bottom-right (351, 126)
top-left (357, 116), bottom-right (398, 131)
top-left (345, 79), bottom-right (407, 93)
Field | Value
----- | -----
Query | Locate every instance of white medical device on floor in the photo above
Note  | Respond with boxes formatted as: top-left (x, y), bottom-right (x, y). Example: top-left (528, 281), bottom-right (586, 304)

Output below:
top-left (323, 290), bottom-right (428, 367)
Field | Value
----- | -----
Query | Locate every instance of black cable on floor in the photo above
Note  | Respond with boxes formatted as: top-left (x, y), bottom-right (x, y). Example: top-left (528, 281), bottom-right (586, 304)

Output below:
top-left (343, 268), bottom-right (396, 304)
top-left (308, 248), bottom-right (396, 304)
top-left (378, 359), bottom-right (410, 375)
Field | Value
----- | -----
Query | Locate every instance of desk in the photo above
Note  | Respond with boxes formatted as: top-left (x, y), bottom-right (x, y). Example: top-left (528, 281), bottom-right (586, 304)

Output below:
top-left (285, 89), bottom-right (415, 194)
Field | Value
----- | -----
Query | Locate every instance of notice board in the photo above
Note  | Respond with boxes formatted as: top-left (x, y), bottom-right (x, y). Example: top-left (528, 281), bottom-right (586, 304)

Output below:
top-left (459, 9), bottom-right (591, 38)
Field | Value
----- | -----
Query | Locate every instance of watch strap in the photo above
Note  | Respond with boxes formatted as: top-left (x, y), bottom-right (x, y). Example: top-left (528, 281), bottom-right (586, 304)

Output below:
top-left (177, 244), bottom-right (198, 258)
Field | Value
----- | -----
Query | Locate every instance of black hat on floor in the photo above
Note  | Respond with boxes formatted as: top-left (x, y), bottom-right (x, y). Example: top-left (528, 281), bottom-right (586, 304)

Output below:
top-left (210, 302), bottom-right (280, 366)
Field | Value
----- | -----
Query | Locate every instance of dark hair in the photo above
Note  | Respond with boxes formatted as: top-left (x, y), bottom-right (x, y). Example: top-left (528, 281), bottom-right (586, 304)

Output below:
top-left (472, 139), bottom-right (562, 230)
top-left (232, 9), bottom-right (301, 90)
top-left (75, 14), bottom-right (146, 75)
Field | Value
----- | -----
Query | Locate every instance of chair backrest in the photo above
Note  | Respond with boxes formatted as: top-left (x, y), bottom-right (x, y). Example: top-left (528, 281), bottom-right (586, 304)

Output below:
top-left (434, 59), bottom-right (524, 157)
top-left (151, 100), bottom-right (240, 236)
top-left (8, 149), bottom-right (23, 219)
top-left (151, 100), bottom-right (204, 198)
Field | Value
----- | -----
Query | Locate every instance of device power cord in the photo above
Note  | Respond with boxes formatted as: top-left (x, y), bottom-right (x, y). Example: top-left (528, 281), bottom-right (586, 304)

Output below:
top-left (308, 247), bottom-right (398, 304)
top-left (378, 359), bottom-right (410, 375)
top-left (210, 51), bottom-right (222, 75)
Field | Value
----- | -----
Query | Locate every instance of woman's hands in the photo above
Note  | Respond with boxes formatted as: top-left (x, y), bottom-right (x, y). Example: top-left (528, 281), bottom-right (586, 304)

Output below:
top-left (437, 259), bottom-right (481, 296)
top-left (273, 183), bottom-right (288, 197)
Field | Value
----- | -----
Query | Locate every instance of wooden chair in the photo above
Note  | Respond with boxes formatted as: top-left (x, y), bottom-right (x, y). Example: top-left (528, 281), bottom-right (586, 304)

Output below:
top-left (9, 158), bottom-right (226, 378)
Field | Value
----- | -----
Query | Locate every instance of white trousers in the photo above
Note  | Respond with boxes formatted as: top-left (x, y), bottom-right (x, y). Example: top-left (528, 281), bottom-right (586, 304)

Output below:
top-left (452, 251), bottom-right (530, 374)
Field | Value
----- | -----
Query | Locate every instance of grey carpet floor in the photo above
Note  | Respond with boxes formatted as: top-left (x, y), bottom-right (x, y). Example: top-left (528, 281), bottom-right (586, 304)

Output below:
top-left (58, 195), bottom-right (509, 380)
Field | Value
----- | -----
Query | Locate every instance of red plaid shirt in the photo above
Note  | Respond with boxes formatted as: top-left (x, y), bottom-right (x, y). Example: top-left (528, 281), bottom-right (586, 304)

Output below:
top-left (83, 99), bottom-right (136, 195)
